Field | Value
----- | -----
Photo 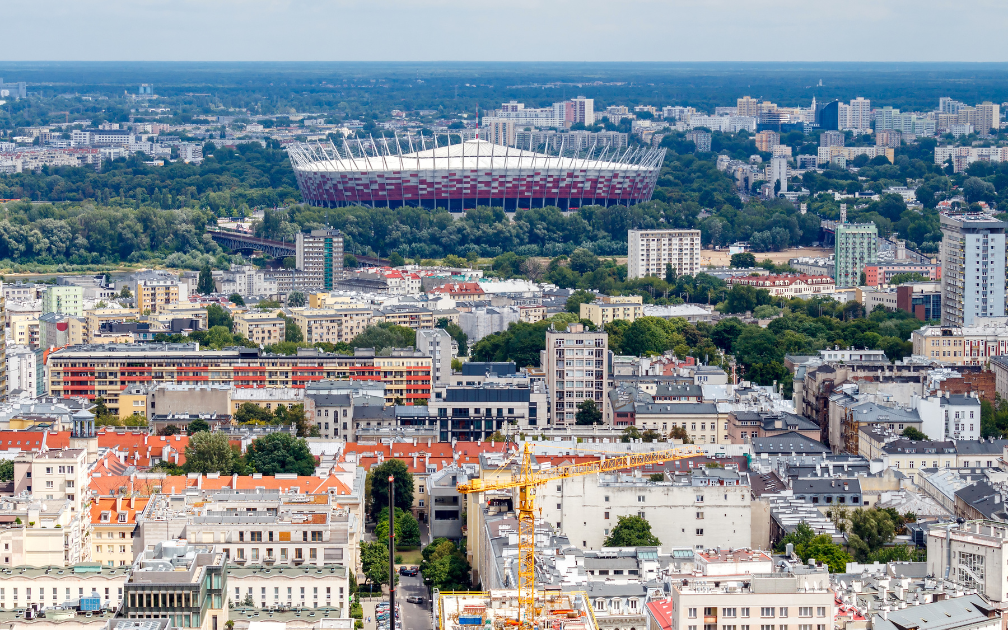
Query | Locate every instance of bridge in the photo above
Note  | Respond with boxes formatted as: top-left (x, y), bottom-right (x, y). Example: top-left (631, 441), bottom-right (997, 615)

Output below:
top-left (206, 228), bottom-right (389, 267)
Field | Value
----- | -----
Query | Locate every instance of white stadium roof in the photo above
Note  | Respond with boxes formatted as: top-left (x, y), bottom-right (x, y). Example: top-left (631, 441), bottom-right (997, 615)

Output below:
top-left (289, 138), bottom-right (664, 173)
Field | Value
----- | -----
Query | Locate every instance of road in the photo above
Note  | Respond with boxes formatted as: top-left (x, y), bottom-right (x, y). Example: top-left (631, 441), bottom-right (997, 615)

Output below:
top-left (397, 571), bottom-right (432, 630)
top-left (360, 571), bottom-right (431, 630)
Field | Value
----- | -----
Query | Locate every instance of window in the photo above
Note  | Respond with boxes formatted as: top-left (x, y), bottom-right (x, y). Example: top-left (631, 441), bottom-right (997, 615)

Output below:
top-left (741, 609), bottom-right (750, 618)
top-left (815, 608), bottom-right (826, 618)
top-left (722, 609), bottom-right (737, 618)
top-left (604, 512), bottom-right (609, 519)
top-left (696, 528), bottom-right (704, 535)
top-left (251, 532), bottom-right (262, 542)
top-left (798, 608), bottom-right (812, 618)
top-left (689, 609), bottom-right (697, 619)
top-left (696, 494), bottom-right (704, 502)
top-left (779, 609), bottom-right (787, 618)
top-left (696, 512), bottom-right (704, 519)
top-left (761, 608), bottom-right (774, 618)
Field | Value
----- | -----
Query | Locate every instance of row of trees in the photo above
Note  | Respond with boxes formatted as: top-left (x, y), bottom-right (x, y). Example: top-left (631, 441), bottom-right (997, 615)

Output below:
top-left (157, 430), bottom-right (318, 477)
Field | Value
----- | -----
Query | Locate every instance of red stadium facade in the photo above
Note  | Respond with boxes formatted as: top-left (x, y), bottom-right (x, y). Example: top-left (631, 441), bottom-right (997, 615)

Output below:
top-left (288, 138), bottom-right (665, 210)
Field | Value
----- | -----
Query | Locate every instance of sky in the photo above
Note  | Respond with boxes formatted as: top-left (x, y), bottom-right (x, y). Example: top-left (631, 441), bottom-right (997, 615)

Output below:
top-left (6, 0), bottom-right (1008, 62)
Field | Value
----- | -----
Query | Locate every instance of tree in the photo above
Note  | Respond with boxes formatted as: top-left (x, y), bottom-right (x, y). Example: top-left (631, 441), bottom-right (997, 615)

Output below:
top-left (246, 432), bottom-right (317, 476)
top-left (157, 425), bottom-right (181, 436)
top-left (369, 459), bottom-right (414, 520)
top-left (228, 293), bottom-right (245, 306)
top-left (603, 515), bottom-right (661, 546)
top-left (345, 254), bottom-right (359, 269)
top-left (731, 252), bottom-right (756, 268)
top-left (668, 425), bottom-right (693, 443)
top-left (575, 399), bottom-right (602, 425)
top-left (901, 427), bottom-right (929, 441)
top-left (397, 510), bottom-right (421, 548)
top-left (419, 538), bottom-right (470, 591)
top-left (360, 540), bottom-right (394, 588)
top-left (197, 263), bottom-right (215, 295)
top-left (118, 286), bottom-right (132, 298)
top-left (287, 291), bottom-right (306, 308)
top-left (388, 252), bottom-right (405, 267)
top-left (520, 258), bottom-right (545, 282)
top-left (183, 431), bottom-right (236, 474)
top-left (283, 315), bottom-right (304, 343)
top-left (186, 418), bottom-right (210, 435)
top-left (207, 304), bottom-right (233, 332)
top-left (0, 459), bottom-right (13, 482)
top-left (566, 289), bottom-right (596, 314)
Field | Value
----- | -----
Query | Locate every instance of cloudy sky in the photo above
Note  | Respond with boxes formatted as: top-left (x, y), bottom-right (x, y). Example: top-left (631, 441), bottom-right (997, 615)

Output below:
top-left (6, 0), bottom-right (1008, 61)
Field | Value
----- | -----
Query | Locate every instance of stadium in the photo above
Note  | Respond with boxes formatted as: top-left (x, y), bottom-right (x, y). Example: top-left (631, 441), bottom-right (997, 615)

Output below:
top-left (288, 137), bottom-right (665, 210)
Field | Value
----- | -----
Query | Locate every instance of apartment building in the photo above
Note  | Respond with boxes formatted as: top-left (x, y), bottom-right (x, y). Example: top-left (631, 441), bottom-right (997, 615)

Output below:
top-left (9, 308), bottom-right (40, 348)
top-left (42, 286), bottom-right (84, 317)
top-left (416, 328), bottom-right (455, 386)
top-left (536, 467), bottom-right (751, 551)
top-left (628, 229), bottom-right (701, 279)
top-left (580, 295), bottom-right (644, 326)
top-left (940, 213), bottom-right (1007, 327)
top-left (228, 564), bottom-right (349, 613)
top-left (234, 312), bottom-right (285, 346)
top-left (16, 448), bottom-right (88, 514)
top-left (122, 542), bottom-right (227, 630)
top-left (296, 229), bottom-right (344, 291)
top-left (726, 274), bottom-right (835, 297)
top-left (0, 564), bottom-right (129, 611)
top-left (374, 348), bottom-right (432, 405)
top-left (976, 102), bottom-right (1000, 135)
top-left (290, 307), bottom-right (373, 344)
top-left (545, 323), bottom-right (608, 425)
top-left (91, 496), bottom-right (150, 568)
top-left (912, 318), bottom-right (1008, 366)
top-left (127, 271), bottom-right (183, 314)
top-left (46, 345), bottom-right (387, 413)
top-left (647, 575), bottom-right (834, 630)
top-left (519, 305), bottom-right (546, 323)
top-left (834, 222), bottom-right (878, 288)
top-left (85, 308), bottom-right (140, 342)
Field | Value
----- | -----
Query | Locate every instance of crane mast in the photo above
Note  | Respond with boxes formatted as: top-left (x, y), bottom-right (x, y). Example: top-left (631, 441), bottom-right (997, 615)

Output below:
top-left (457, 441), bottom-right (700, 629)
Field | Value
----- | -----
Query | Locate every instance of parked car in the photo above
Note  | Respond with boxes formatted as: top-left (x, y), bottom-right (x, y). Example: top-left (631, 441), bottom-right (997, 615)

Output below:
top-left (404, 566), bottom-right (419, 576)
top-left (397, 566), bottom-right (409, 576)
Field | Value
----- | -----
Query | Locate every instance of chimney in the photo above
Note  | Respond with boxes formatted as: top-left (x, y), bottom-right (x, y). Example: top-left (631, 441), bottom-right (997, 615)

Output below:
top-left (116, 496), bottom-right (123, 512)
top-left (424, 454), bottom-right (430, 469)
top-left (130, 496), bottom-right (135, 509)
top-left (413, 455), bottom-right (417, 469)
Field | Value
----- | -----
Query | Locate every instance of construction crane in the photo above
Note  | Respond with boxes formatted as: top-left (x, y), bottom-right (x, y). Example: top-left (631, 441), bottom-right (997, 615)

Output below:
top-left (457, 441), bottom-right (702, 628)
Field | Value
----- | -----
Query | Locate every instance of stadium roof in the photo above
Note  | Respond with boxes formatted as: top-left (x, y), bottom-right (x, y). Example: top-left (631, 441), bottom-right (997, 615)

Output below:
top-left (289, 138), bottom-right (664, 173)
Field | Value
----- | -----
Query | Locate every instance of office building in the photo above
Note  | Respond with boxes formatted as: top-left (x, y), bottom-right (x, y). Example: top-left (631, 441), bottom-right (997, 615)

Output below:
top-left (296, 229), bottom-right (344, 291)
top-left (42, 286), bottom-right (83, 317)
top-left (627, 229), bottom-right (701, 279)
top-left (122, 542), bottom-right (227, 630)
top-left (737, 96), bottom-right (760, 117)
top-left (940, 213), bottom-right (1007, 327)
top-left (544, 323), bottom-right (608, 425)
top-left (834, 223), bottom-right (878, 288)
top-left (429, 382), bottom-right (547, 441)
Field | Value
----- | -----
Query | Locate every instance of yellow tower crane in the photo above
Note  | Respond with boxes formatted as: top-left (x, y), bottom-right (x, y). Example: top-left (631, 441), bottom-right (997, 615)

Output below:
top-left (457, 441), bottom-right (702, 629)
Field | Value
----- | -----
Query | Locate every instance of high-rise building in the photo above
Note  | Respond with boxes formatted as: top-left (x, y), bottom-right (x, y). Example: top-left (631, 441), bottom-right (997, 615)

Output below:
top-left (570, 96), bottom-right (595, 125)
top-left (296, 229), bottom-right (344, 291)
top-left (770, 157), bottom-right (788, 193)
top-left (737, 96), bottom-right (759, 117)
top-left (753, 130), bottom-right (780, 152)
top-left (127, 270), bottom-right (183, 314)
top-left (976, 102), bottom-right (1001, 135)
top-left (820, 130), bottom-right (844, 148)
top-left (940, 213), bottom-right (1007, 327)
top-left (416, 328), bottom-right (455, 386)
top-left (627, 229), bottom-right (701, 279)
top-left (834, 223), bottom-right (878, 288)
top-left (849, 97), bottom-right (872, 131)
top-left (544, 323), bottom-right (608, 425)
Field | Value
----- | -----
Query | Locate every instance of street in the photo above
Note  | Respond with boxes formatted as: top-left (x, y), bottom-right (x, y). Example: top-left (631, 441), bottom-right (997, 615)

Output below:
top-left (360, 571), bottom-right (432, 630)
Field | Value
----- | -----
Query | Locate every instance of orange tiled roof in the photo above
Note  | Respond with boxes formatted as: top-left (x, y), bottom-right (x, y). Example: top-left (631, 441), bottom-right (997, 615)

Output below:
top-left (89, 473), bottom-right (354, 496)
top-left (96, 431), bottom-right (189, 468)
top-left (343, 440), bottom-right (508, 474)
top-left (89, 495), bottom-right (150, 526)
top-left (0, 430), bottom-right (70, 451)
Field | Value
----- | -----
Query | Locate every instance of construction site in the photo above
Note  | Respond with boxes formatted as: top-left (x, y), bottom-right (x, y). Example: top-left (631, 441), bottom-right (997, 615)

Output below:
top-left (434, 590), bottom-right (598, 630)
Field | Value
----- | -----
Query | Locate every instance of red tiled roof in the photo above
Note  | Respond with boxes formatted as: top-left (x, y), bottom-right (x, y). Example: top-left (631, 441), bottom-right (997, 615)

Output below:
top-left (343, 441), bottom-right (508, 474)
top-left (90, 496), bottom-right (150, 526)
top-left (96, 431), bottom-right (189, 468)
top-left (0, 431), bottom-right (70, 451)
